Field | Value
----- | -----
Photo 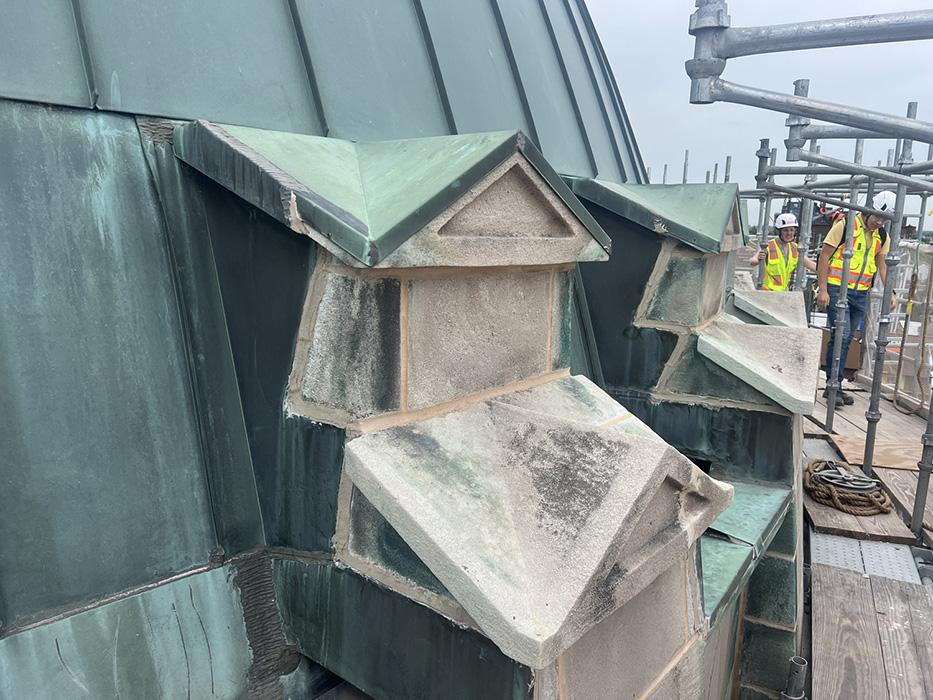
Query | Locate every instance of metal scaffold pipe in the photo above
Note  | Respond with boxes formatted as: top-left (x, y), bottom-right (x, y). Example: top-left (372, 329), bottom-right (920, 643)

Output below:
top-left (713, 162), bottom-right (719, 183)
top-left (801, 124), bottom-right (897, 141)
top-left (825, 139), bottom-right (865, 432)
top-left (760, 182), bottom-right (888, 220)
top-left (702, 80), bottom-right (933, 144)
top-left (912, 350), bottom-right (933, 538)
top-left (662, 163), bottom-right (668, 184)
top-left (795, 139), bottom-right (819, 291)
top-left (683, 149), bottom-right (689, 184)
top-left (687, 2), bottom-right (933, 141)
top-left (724, 155), bottom-right (732, 182)
top-left (791, 150), bottom-right (933, 194)
top-left (863, 103), bottom-right (918, 475)
top-left (719, 11), bottom-right (933, 58)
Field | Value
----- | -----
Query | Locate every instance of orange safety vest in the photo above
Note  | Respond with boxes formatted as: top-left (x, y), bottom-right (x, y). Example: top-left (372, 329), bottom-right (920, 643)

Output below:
top-left (762, 239), bottom-right (799, 291)
top-left (828, 216), bottom-right (882, 291)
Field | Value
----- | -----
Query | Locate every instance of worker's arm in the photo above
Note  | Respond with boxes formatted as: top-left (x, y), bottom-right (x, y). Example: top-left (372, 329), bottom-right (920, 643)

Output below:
top-left (748, 250), bottom-right (762, 265)
top-left (802, 256), bottom-right (817, 272)
top-left (876, 249), bottom-right (898, 311)
top-left (816, 243), bottom-right (834, 309)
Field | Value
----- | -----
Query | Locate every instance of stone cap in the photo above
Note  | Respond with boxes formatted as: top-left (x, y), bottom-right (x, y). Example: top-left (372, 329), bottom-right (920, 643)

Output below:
top-left (732, 289), bottom-right (807, 328)
top-left (342, 374), bottom-right (732, 668)
top-left (567, 178), bottom-right (743, 254)
top-left (696, 318), bottom-right (822, 414)
top-left (173, 120), bottom-right (609, 268)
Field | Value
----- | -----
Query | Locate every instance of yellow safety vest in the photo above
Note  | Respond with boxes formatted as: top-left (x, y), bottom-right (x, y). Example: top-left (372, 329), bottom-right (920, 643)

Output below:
top-left (828, 216), bottom-right (881, 291)
top-left (762, 239), bottom-right (799, 291)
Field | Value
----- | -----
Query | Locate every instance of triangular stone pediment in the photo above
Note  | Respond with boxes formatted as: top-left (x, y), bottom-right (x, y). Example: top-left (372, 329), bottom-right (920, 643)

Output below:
top-left (374, 154), bottom-right (607, 268)
top-left (342, 375), bottom-right (732, 668)
top-left (439, 163), bottom-right (571, 239)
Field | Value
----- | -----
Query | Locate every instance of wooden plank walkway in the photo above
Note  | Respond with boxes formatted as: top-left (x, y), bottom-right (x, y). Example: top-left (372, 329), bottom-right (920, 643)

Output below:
top-left (803, 438), bottom-right (915, 544)
top-left (812, 564), bottom-right (933, 699)
top-left (806, 383), bottom-right (930, 545)
top-left (876, 468), bottom-right (933, 547)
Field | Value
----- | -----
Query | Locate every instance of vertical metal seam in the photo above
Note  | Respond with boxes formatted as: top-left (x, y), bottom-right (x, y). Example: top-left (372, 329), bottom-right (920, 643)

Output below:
top-left (69, 0), bottom-right (99, 108)
top-left (133, 120), bottom-right (223, 549)
top-left (536, 0), bottom-right (598, 177)
top-left (573, 0), bottom-right (647, 183)
top-left (286, 0), bottom-right (330, 136)
top-left (556, 0), bottom-right (625, 181)
top-left (487, 0), bottom-right (542, 148)
top-left (411, 0), bottom-right (458, 134)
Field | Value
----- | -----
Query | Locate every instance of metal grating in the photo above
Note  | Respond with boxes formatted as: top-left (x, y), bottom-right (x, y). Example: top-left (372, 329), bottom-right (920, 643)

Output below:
top-left (810, 530), bottom-right (923, 584)
top-left (810, 531), bottom-right (864, 573)
top-left (860, 540), bottom-right (922, 584)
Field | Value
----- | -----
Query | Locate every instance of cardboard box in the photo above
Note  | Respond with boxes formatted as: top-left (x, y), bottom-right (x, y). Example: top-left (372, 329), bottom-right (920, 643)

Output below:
top-left (820, 328), bottom-right (861, 377)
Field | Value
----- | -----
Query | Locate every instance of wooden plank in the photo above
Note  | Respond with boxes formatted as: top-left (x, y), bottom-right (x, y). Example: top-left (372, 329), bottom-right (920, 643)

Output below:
top-left (814, 395), bottom-right (869, 437)
top-left (904, 582), bottom-right (933, 696)
top-left (830, 435), bottom-right (921, 471)
top-left (871, 577), bottom-right (933, 699)
top-left (803, 491), bottom-right (916, 544)
top-left (802, 442), bottom-right (916, 544)
top-left (804, 416), bottom-right (830, 438)
top-left (812, 564), bottom-right (889, 700)
top-left (876, 468), bottom-right (933, 535)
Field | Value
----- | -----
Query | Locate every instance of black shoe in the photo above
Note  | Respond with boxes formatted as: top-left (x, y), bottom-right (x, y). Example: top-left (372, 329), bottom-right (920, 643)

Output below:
top-left (839, 390), bottom-right (855, 406)
top-left (822, 388), bottom-right (844, 408)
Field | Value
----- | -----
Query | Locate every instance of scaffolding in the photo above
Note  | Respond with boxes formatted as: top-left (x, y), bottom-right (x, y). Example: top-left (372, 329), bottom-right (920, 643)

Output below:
top-left (687, 1), bottom-right (933, 538)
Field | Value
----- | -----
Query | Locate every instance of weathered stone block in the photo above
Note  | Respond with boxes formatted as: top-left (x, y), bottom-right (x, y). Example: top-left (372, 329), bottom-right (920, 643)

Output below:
top-left (659, 334), bottom-right (774, 406)
top-left (696, 321), bottom-right (821, 415)
top-left (746, 555), bottom-right (797, 627)
top-left (344, 376), bottom-right (732, 668)
top-left (559, 563), bottom-right (690, 699)
top-left (550, 270), bottom-right (573, 370)
top-left (299, 271), bottom-right (400, 419)
top-left (407, 270), bottom-right (550, 409)
top-left (645, 252), bottom-right (706, 326)
top-left (733, 289), bottom-right (807, 328)
top-left (643, 247), bottom-right (729, 328)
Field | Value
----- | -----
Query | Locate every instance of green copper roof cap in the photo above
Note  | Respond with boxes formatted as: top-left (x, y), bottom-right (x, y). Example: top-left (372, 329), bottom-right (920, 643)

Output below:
top-left (567, 179), bottom-right (742, 253)
top-left (174, 121), bottom-right (610, 267)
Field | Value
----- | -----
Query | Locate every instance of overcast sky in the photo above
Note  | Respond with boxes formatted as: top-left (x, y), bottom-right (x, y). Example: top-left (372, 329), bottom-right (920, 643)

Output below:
top-left (588, 1), bottom-right (933, 219)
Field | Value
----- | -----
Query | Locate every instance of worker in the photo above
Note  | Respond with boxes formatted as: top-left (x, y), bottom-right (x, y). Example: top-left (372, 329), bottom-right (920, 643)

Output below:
top-left (748, 212), bottom-right (816, 290)
top-left (816, 190), bottom-right (898, 408)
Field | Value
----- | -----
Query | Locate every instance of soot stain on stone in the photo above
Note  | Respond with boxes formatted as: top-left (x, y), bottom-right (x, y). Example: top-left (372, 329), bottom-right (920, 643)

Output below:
top-left (590, 561), bottom-right (627, 619)
top-left (304, 275), bottom-right (400, 415)
top-left (389, 426), bottom-right (483, 496)
top-left (511, 423), bottom-right (624, 539)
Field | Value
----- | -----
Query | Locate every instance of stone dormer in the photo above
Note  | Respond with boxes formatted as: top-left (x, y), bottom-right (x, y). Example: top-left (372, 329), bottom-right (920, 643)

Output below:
top-left (175, 121), bottom-right (732, 673)
top-left (569, 178), bottom-right (821, 415)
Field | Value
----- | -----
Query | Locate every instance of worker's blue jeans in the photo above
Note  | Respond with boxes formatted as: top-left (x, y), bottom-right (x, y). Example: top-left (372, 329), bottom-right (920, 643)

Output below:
top-left (825, 285), bottom-right (868, 383)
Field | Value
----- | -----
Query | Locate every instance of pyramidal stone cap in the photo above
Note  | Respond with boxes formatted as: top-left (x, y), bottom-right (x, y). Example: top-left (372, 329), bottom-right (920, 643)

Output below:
top-left (343, 375), bottom-right (733, 668)
top-left (696, 318), bottom-right (822, 414)
top-left (173, 120), bottom-right (610, 267)
top-left (732, 289), bottom-right (807, 328)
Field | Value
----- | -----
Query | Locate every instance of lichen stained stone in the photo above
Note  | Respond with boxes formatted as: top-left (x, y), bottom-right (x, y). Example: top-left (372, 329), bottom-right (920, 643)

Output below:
top-left (343, 375), bottom-right (732, 668)
top-left (301, 273), bottom-right (401, 419)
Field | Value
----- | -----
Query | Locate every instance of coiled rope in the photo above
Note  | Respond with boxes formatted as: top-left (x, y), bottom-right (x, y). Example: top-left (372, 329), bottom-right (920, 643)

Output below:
top-left (804, 460), bottom-right (893, 516)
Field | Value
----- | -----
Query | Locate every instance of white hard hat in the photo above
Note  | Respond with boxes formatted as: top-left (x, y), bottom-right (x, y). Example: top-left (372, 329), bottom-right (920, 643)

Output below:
top-left (872, 190), bottom-right (897, 214)
top-left (775, 212), bottom-right (799, 229)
